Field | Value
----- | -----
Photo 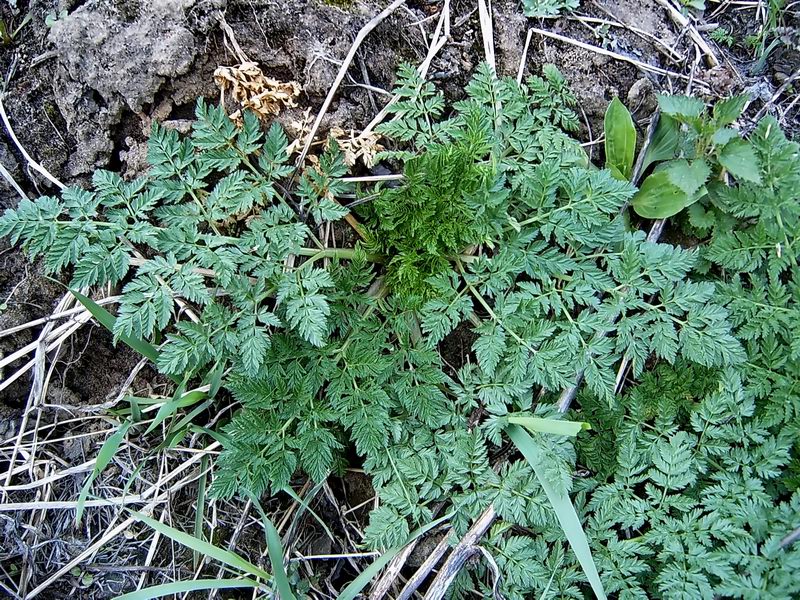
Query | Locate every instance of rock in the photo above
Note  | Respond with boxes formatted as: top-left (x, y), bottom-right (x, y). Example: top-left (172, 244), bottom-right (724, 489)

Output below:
top-left (627, 77), bottom-right (656, 115)
top-left (48, 0), bottom-right (224, 175)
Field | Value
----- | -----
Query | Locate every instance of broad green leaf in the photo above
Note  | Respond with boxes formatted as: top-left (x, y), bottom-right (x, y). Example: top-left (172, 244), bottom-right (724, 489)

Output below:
top-left (713, 94), bottom-right (748, 126)
top-left (657, 94), bottom-right (705, 121)
top-left (76, 420), bottom-right (132, 524)
top-left (640, 113), bottom-right (680, 174)
top-left (711, 127), bottom-right (739, 146)
top-left (604, 97), bottom-right (637, 180)
top-left (508, 415), bottom-right (591, 437)
top-left (719, 139), bottom-right (762, 183)
top-left (506, 425), bottom-right (607, 600)
top-left (114, 579), bottom-right (258, 600)
top-left (70, 289), bottom-right (161, 366)
top-left (687, 202), bottom-right (717, 230)
top-left (664, 159), bottom-right (710, 197)
top-left (131, 511), bottom-right (272, 581)
top-left (632, 170), bottom-right (689, 219)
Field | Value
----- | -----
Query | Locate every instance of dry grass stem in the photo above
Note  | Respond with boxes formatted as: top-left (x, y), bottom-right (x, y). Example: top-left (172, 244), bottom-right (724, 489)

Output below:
top-left (529, 27), bottom-right (711, 89)
top-left (295, 0), bottom-right (408, 167)
top-left (0, 95), bottom-right (65, 190)
top-left (654, 0), bottom-right (722, 67)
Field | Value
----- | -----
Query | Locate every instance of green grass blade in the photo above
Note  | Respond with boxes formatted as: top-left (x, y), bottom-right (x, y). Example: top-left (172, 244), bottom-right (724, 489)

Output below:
top-left (158, 398), bottom-right (213, 451)
top-left (508, 415), bottom-right (591, 437)
top-left (246, 492), bottom-right (297, 600)
top-left (281, 483), bottom-right (335, 543)
top-left (188, 424), bottom-right (232, 445)
top-left (338, 512), bottom-right (453, 600)
top-left (114, 578), bottom-right (258, 600)
top-left (336, 547), bottom-right (396, 600)
top-left (193, 455), bottom-right (209, 571)
top-left (506, 425), bottom-right (607, 600)
top-left (128, 394), bottom-right (142, 423)
top-left (204, 359), bottom-right (225, 398)
top-left (76, 420), bottom-right (132, 524)
top-left (145, 385), bottom-right (206, 436)
top-left (70, 289), bottom-right (161, 365)
top-left (131, 511), bottom-right (272, 581)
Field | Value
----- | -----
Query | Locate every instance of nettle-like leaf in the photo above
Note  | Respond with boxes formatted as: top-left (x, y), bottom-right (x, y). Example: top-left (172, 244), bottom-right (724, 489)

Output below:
top-left (718, 139), bottom-right (762, 184)
top-left (657, 94), bottom-right (705, 122)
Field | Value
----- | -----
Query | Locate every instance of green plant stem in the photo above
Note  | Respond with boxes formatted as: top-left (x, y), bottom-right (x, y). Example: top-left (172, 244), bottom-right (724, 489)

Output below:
top-left (456, 259), bottom-right (538, 355)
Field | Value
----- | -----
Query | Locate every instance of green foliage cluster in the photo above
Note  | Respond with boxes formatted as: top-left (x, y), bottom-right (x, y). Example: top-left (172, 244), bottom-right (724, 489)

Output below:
top-left (606, 91), bottom-right (762, 219)
top-left (576, 364), bottom-right (799, 599)
top-left (365, 63), bottom-right (580, 303)
top-left (0, 101), bottom-right (353, 379)
top-left (710, 26), bottom-right (735, 47)
top-left (215, 65), bottom-right (748, 546)
top-left (746, 0), bottom-right (790, 70)
top-left (522, 0), bottom-right (579, 18)
top-left (1, 62), bottom-right (798, 599)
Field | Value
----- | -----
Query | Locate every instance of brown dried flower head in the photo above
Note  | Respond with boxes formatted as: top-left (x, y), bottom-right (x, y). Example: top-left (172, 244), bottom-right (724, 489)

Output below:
top-left (214, 62), bottom-right (302, 123)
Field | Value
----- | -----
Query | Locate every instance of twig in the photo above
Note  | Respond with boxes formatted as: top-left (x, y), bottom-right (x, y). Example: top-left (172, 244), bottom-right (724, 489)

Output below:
top-left (473, 545), bottom-right (504, 600)
top-left (0, 496), bottom-right (159, 512)
top-left (291, 0), bottom-right (408, 242)
top-left (0, 296), bottom-right (121, 339)
top-left (579, 8), bottom-right (685, 63)
top-left (477, 0), bottom-right (495, 73)
top-left (780, 526), bottom-right (800, 548)
top-left (422, 505), bottom-right (497, 600)
top-left (0, 158), bottom-right (26, 200)
top-left (750, 69), bottom-right (800, 126)
top-left (517, 29), bottom-right (534, 84)
top-left (0, 459), bottom-right (96, 493)
top-left (359, 0), bottom-right (450, 139)
top-left (293, 551), bottom-right (381, 562)
top-left (209, 499), bottom-right (253, 600)
top-left (218, 14), bottom-right (251, 64)
top-left (0, 95), bottom-right (65, 190)
top-left (24, 443), bottom-right (219, 599)
top-left (369, 538), bottom-right (420, 599)
top-left (1, 292), bottom-right (80, 489)
top-left (396, 534), bottom-right (451, 600)
top-left (653, 0), bottom-right (721, 67)
top-left (295, 0), bottom-right (407, 167)
top-left (528, 27), bottom-right (709, 87)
